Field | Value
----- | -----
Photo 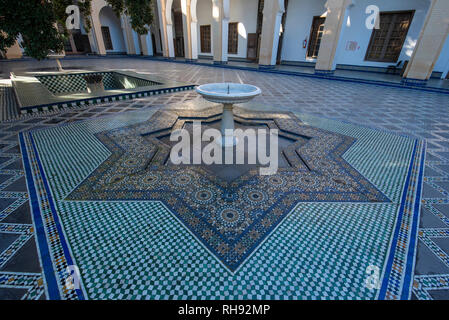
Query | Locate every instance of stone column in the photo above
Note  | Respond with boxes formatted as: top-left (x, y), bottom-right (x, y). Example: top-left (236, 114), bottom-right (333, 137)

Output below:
top-left (69, 34), bottom-right (78, 54)
top-left (166, 0), bottom-right (176, 58)
top-left (181, 0), bottom-right (190, 60)
top-left (402, 0), bottom-right (449, 85)
top-left (181, 0), bottom-right (195, 61)
top-left (258, 0), bottom-right (285, 68)
top-left (190, 0), bottom-right (199, 60)
top-left (86, 15), bottom-right (99, 54)
top-left (121, 14), bottom-right (137, 55)
top-left (157, 0), bottom-right (174, 58)
top-left (90, 2), bottom-right (106, 55)
top-left (212, 0), bottom-right (230, 64)
top-left (315, 0), bottom-right (352, 74)
top-left (140, 33), bottom-right (151, 56)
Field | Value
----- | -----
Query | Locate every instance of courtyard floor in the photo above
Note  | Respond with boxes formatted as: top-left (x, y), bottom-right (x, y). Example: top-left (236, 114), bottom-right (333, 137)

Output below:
top-left (1, 57), bottom-right (449, 300)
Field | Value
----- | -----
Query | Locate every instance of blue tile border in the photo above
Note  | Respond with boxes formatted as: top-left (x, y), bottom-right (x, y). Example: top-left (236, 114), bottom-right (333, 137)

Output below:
top-left (19, 132), bottom-right (60, 300)
top-left (258, 64), bottom-right (276, 70)
top-left (314, 69), bottom-right (335, 76)
top-left (377, 139), bottom-right (426, 300)
top-left (28, 133), bottom-right (86, 300)
top-left (401, 140), bottom-right (426, 299)
top-left (20, 131), bottom-right (87, 300)
top-left (401, 78), bottom-right (428, 87)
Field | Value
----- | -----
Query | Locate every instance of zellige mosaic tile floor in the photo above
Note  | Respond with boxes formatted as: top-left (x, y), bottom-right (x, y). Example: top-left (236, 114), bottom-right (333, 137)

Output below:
top-left (0, 57), bottom-right (449, 299)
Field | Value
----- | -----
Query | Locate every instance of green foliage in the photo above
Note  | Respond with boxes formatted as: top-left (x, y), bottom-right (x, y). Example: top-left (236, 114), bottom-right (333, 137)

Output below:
top-left (52, 0), bottom-right (92, 34)
top-left (0, 0), bottom-right (64, 60)
top-left (106, 0), bottom-right (154, 35)
top-left (0, 0), bottom-right (154, 60)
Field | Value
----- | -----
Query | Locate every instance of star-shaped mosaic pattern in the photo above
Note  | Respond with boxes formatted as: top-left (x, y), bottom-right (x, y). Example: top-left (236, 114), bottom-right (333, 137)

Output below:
top-left (67, 107), bottom-right (389, 271)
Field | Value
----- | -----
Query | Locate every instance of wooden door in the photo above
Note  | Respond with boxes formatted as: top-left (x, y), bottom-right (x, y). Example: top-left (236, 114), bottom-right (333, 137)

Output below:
top-left (247, 33), bottom-right (258, 60)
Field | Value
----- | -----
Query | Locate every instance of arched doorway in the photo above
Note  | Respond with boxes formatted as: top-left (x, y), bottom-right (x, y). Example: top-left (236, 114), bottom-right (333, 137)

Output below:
top-left (99, 6), bottom-right (126, 54)
top-left (172, 0), bottom-right (185, 57)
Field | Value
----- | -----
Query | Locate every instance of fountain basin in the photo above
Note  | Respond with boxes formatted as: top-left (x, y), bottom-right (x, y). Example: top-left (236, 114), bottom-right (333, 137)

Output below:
top-left (196, 83), bottom-right (261, 104)
top-left (196, 83), bottom-right (262, 147)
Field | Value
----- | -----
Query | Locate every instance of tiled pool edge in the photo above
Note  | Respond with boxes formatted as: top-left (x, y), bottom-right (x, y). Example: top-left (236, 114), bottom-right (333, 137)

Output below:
top-left (16, 84), bottom-right (195, 115)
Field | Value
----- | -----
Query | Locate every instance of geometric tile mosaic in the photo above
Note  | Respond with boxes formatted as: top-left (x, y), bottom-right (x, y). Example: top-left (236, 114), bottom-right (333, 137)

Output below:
top-left (65, 105), bottom-right (390, 272)
top-left (20, 101), bottom-right (424, 299)
top-left (2, 57), bottom-right (449, 299)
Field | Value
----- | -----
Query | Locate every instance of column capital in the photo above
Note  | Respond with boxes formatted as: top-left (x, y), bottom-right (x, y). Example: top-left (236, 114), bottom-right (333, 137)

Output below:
top-left (263, 0), bottom-right (285, 15)
top-left (212, 0), bottom-right (230, 20)
top-left (165, 0), bottom-right (173, 25)
top-left (190, 0), bottom-right (198, 23)
top-left (324, 0), bottom-right (353, 10)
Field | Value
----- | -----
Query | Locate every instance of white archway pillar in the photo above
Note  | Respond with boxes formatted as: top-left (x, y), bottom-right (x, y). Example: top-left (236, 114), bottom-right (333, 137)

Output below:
top-left (86, 15), bottom-right (99, 54)
top-left (165, 0), bottom-right (175, 58)
top-left (315, 0), bottom-right (352, 74)
top-left (90, 1), bottom-right (107, 55)
top-left (140, 33), bottom-right (150, 55)
top-left (212, 0), bottom-right (230, 64)
top-left (180, 0), bottom-right (191, 60)
top-left (157, 0), bottom-right (175, 58)
top-left (258, 0), bottom-right (285, 68)
top-left (68, 34), bottom-right (78, 54)
top-left (190, 0), bottom-right (198, 60)
top-left (403, 0), bottom-right (449, 84)
top-left (121, 14), bottom-right (137, 55)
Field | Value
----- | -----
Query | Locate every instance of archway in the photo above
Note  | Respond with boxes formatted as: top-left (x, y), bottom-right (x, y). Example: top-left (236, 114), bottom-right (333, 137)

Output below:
top-left (172, 0), bottom-right (185, 57)
top-left (99, 6), bottom-right (126, 53)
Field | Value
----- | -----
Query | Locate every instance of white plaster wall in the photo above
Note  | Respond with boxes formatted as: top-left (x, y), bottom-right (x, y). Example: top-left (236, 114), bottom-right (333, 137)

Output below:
top-left (434, 34), bottom-right (449, 74)
top-left (228, 0), bottom-right (258, 59)
top-left (335, 0), bottom-right (431, 68)
top-left (195, 0), bottom-right (258, 58)
top-left (196, 0), bottom-right (214, 56)
top-left (281, 0), bottom-right (433, 69)
top-left (281, 0), bottom-right (327, 62)
top-left (99, 6), bottom-right (126, 53)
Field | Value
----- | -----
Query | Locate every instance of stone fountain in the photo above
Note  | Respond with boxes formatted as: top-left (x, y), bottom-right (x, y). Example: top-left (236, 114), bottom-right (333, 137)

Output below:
top-left (196, 83), bottom-right (261, 147)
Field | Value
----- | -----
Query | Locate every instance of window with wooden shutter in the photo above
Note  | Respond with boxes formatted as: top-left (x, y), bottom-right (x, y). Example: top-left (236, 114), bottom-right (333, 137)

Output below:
top-left (101, 26), bottom-right (113, 50)
top-left (307, 16), bottom-right (326, 59)
top-left (228, 22), bottom-right (238, 54)
top-left (200, 25), bottom-right (211, 53)
top-left (365, 11), bottom-right (414, 62)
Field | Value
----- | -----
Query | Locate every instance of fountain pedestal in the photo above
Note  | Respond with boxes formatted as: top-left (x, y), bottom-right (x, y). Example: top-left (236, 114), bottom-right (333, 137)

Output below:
top-left (83, 74), bottom-right (105, 93)
top-left (221, 103), bottom-right (237, 146)
top-left (195, 83), bottom-right (261, 147)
